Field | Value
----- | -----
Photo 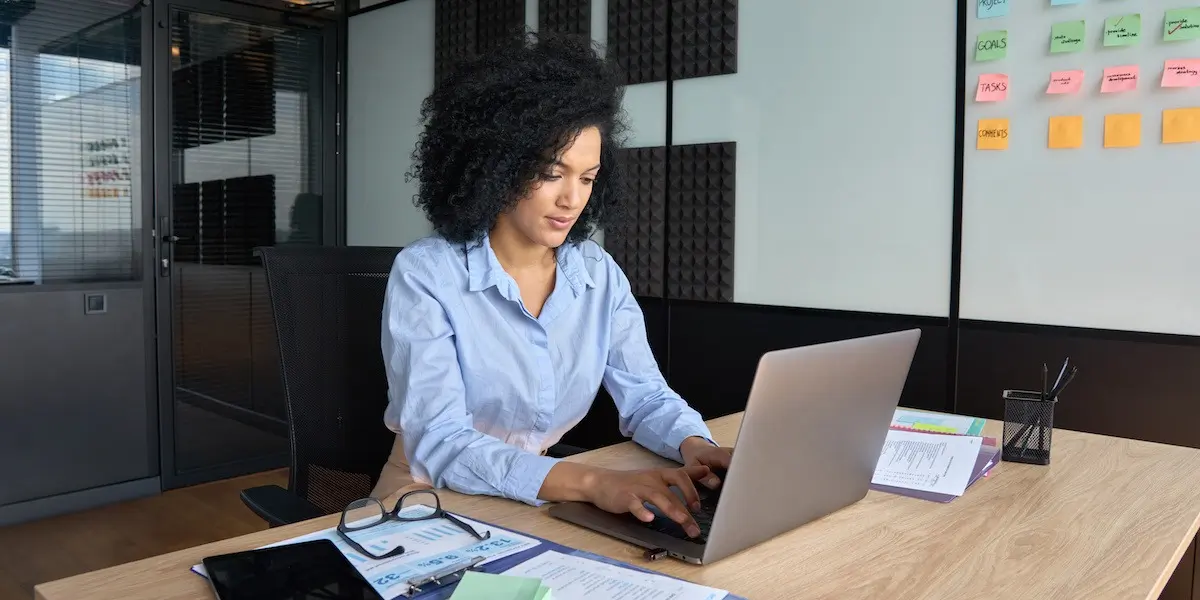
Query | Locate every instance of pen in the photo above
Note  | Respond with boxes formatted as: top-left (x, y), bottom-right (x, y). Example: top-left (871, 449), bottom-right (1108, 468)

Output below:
top-left (1051, 365), bottom-right (1078, 398)
top-left (1050, 357), bottom-right (1070, 398)
top-left (1042, 363), bottom-right (1048, 402)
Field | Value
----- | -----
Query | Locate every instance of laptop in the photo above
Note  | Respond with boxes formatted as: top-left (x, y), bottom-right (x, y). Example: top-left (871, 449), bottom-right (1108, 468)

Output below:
top-left (547, 328), bottom-right (921, 565)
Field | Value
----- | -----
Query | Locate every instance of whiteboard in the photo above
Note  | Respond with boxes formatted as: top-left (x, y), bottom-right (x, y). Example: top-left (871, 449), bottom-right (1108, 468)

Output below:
top-left (961, 0), bottom-right (1200, 334)
top-left (670, 2), bottom-right (957, 316)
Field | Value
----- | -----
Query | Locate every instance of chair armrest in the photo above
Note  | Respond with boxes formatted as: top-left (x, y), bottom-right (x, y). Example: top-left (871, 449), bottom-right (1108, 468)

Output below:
top-left (239, 485), bottom-right (325, 527)
top-left (546, 443), bottom-right (587, 458)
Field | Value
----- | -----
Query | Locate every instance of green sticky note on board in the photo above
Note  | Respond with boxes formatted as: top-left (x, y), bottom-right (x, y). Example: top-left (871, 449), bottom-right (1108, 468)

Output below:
top-left (1104, 14), bottom-right (1141, 46)
top-left (1164, 7), bottom-right (1200, 41)
top-left (1051, 20), bottom-right (1086, 52)
top-left (975, 30), bottom-right (1008, 61)
top-left (449, 571), bottom-right (549, 600)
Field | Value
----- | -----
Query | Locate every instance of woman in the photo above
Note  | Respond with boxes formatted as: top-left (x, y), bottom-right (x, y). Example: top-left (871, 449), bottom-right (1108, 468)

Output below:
top-left (373, 32), bottom-right (731, 539)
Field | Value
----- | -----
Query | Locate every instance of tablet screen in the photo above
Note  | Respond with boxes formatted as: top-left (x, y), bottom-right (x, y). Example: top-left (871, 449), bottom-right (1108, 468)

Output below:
top-left (202, 539), bottom-right (384, 600)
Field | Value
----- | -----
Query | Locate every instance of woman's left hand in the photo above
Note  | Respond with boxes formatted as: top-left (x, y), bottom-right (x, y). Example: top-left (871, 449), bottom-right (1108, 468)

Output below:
top-left (679, 437), bottom-right (734, 489)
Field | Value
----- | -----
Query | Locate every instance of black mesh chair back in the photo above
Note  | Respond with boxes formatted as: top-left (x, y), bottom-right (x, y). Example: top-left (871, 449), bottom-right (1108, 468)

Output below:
top-left (256, 245), bottom-right (402, 515)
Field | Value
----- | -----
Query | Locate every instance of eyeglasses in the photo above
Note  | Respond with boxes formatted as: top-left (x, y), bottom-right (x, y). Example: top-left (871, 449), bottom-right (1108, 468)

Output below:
top-left (337, 489), bottom-right (490, 560)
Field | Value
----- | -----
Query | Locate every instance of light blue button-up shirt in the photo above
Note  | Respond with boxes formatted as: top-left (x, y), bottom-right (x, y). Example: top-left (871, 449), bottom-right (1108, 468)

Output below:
top-left (381, 234), bottom-right (713, 506)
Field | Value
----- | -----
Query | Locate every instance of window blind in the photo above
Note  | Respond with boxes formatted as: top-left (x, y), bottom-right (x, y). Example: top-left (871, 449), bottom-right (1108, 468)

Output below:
top-left (0, 0), bottom-right (141, 284)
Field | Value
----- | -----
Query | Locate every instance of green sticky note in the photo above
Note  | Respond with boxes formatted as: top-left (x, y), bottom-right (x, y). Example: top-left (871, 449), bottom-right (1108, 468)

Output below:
top-left (1051, 20), bottom-right (1086, 53)
top-left (1104, 14), bottom-right (1141, 46)
top-left (450, 571), bottom-right (549, 600)
top-left (1164, 7), bottom-right (1200, 41)
top-left (975, 30), bottom-right (1008, 61)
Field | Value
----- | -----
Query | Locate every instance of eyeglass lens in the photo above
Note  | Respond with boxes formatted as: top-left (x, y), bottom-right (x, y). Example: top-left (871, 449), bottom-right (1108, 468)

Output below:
top-left (341, 497), bottom-right (387, 531)
top-left (395, 490), bottom-right (441, 520)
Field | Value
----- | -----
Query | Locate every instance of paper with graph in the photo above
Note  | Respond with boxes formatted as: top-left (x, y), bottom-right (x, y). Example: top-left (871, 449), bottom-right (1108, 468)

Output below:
top-left (872, 429), bottom-right (983, 497)
top-left (891, 408), bottom-right (985, 436)
top-left (192, 505), bottom-right (540, 599)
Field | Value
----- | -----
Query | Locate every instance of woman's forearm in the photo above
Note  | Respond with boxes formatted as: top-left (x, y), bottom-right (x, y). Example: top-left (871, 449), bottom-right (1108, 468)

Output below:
top-left (537, 461), bottom-right (604, 503)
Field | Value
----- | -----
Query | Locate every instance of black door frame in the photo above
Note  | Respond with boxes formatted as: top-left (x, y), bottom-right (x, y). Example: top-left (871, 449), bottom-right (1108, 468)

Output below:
top-left (150, 0), bottom-right (340, 489)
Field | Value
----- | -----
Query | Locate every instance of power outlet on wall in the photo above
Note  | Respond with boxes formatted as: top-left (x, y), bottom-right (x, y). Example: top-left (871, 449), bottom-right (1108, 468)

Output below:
top-left (84, 293), bottom-right (108, 315)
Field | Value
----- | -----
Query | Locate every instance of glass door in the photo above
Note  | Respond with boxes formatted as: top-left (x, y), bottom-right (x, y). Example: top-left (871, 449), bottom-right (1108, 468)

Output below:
top-left (153, 0), bottom-right (336, 488)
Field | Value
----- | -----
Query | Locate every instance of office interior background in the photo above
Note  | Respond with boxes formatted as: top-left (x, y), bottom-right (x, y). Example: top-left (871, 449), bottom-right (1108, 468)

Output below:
top-left (2, 0), bottom-right (1199, 581)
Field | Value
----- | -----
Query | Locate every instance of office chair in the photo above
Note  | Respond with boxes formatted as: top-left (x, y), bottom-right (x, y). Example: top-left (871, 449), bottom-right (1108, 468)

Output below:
top-left (242, 245), bottom-right (586, 527)
top-left (240, 245), bottom-right (403, 526)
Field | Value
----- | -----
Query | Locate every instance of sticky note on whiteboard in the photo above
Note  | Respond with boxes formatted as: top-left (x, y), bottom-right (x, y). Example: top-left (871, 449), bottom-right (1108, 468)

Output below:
top-left (1101, 65), bottom-right (1139, 93)
top-left (1051, 20), bottom-right (1087, 53)
top-left (1103, 14), bottom-right (1141, 46)
top-left (975, 30), bottom-right (1008, 61)
top-left (1048, 116), bottom-right (1084, 149)
top-left (1104, 113), bottom-right (1141, 148)
top-left (977, 118), bottom-right (1010, 150)
top-left (1164, 7), bottom-right (1200, 41)
top-left (978, 0), bottom-right (1009, 19)
top-left (1046, 70), bottom-right (1084, 94)
top-left (1162, 107), bottom-right (1200, 144)
top-left (1162, 59), bottom-right (1200, 88)
top-left (976, 74), bottom-right (1009, 101)
top-left (1051, 0), bottom-right (1081, 5)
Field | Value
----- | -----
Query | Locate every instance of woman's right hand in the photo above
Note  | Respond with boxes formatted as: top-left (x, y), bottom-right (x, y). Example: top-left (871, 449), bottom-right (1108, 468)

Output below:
top-left (585, 465), bottom-right (713, 538)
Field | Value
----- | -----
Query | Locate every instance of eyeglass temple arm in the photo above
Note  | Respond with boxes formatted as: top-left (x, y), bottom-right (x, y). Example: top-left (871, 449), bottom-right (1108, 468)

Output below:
top-left (444, 512), bottom-right (490, 540)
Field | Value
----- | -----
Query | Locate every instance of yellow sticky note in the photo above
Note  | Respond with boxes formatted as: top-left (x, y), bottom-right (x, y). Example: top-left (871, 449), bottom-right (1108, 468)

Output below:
top-left (1163, 107), bottom-right (1200, 144)
top-left (1104, 113), bottom-right (1141, 148)
top-left (977, 118), bottom-right (1010, 150)
top-left (1048, 115), bottom-right (1084, 149)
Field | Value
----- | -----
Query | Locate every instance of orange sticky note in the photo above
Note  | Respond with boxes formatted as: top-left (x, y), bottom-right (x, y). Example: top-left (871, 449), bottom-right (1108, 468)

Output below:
top-left (977, 118), bottom-right (1010, 150)
top-left (1046, 70), bottom-right (1084, 94)
top-left (1162, 59), bottom-right (1200, 88)
top-left (1048, 115), bottom-right (1084, 149)
top-left (1104, 113), bottom-right (1141, 148)
top-left (976, 73), bottom-right (1009, 102)
top-left (1101, 65), bottom-right (1139, 93)
top-left (1163, 107), bottom-right (1200, 144)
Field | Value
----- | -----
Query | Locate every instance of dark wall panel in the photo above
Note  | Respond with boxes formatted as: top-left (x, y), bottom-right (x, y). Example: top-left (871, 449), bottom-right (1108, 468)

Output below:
top-left (0, 288), bottom-right (152, 506)
top-left (668, 302), bottom-right (948, 421)
top-left (667, 142), bottom-right (734, 302)
top-left (957, 324), bottom-right (1200, 449)
top-left (434, 0), bottom-right (477, 84)
top-left (669, 0), bottom-right (738, 80)
top-left (607, 0), bottom-right (668, 84)
top-left (539, 0), bottom-right (591, 36)
top-left (607, 146), bottom-right (666, 298)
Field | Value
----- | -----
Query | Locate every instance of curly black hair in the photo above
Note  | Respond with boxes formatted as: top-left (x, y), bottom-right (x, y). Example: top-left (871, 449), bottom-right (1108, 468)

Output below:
top-left (406, 31), bottom-right (630, 245)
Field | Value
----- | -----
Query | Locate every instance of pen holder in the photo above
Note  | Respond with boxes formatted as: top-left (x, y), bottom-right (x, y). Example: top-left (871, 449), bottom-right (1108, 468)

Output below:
top-left (1001, 389), bottom-right (1057, 465)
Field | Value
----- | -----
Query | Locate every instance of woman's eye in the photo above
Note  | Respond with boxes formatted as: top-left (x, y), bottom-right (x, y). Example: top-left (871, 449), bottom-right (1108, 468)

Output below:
top-left (538, 173), bottom-right (562, 181)
top-left (581, 177), bottom-right (595, 185)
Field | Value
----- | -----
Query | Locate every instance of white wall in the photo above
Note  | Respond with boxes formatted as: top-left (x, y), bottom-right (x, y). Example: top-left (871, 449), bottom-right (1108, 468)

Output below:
top-left (346, 0), bottom-right (435, 247)
top-left (670, 2), bottom-right (957, 316)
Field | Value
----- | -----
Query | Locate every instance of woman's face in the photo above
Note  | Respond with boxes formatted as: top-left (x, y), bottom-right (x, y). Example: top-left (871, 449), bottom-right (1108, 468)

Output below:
top-left (500, 126), bottom-right (602, 249)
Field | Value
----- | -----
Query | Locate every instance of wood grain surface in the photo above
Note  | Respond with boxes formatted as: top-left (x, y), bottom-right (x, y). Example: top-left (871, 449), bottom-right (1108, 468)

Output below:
top-left (33, 413), bottom-right (1200, 600)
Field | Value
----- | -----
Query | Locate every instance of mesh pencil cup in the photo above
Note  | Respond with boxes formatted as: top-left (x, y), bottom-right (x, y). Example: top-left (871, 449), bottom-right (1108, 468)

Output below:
top-left (1001, 389), bottom-right (1057, 465)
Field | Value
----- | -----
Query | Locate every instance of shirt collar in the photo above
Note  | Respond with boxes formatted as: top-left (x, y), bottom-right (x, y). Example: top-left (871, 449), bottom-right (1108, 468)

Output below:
top-left (465, 234), bottom-right (595, 296)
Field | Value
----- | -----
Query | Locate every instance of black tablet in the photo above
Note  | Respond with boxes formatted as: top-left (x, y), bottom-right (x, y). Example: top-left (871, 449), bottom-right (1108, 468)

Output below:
top-left (202, 539), bottom-right (385, 600)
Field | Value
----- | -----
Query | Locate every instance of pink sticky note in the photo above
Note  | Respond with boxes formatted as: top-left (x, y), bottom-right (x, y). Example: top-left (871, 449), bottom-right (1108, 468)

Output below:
top-left (1162, 59), bottom-right (1200, 88)
top-left (976, 73), bottom-right (1009, 102)
top-left (1101, 65), bottom-right (1139, 93)
top-left (1046, 70), bottom-right (1084, 94)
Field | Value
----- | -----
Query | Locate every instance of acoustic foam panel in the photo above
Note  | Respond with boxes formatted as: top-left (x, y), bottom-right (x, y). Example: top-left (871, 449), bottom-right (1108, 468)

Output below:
top-left (607, 0), bottom-right (668, 84)
top-left (606, 147), bottom-right (666, 298)
top-left (670, 0), bottom-right (737, 80)
top-left (434, 0), bottom-right (476, 84)
top-left (667, 142), bottom-right (735, 302)
top-left (476, 0), bottom-right (525, 52)
top-left (539, 0), bottom-right (591, 37)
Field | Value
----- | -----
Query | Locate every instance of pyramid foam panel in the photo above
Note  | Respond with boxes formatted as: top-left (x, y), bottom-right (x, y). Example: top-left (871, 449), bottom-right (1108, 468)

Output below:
top-left (606, 147), bottom-right (667, 298)
top-left (434, 0), bottom-right (476, 85)
top-left (476, 0), bottom-right (525, 53)
top-left (670, 0), bottom-right (738, 80)
top-left (667, 142), bottom-right (735, 302)
top-left (607, 0), bottom-right (668, 84)
top-left (539, 0), bottom-right (591, 37)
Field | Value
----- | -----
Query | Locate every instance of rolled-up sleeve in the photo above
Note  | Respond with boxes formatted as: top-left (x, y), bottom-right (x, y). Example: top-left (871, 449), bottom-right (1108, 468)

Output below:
top-left (381, 248), bottom-right (559, 505)
top-left (601, 260), bottom-right (713, 463)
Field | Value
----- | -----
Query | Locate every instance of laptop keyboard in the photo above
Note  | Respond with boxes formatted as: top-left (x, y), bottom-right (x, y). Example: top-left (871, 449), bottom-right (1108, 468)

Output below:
top-left (635, 470), bottom-right (725, 543)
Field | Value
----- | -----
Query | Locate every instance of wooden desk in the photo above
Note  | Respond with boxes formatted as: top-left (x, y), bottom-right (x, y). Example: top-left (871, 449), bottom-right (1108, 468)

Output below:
top-left (34, 413), bottom-right (1200, 600)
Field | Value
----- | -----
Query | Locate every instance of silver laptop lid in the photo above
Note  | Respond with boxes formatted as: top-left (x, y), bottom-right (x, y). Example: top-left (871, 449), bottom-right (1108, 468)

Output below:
top-left (700, 329), bottom-right (921, 564)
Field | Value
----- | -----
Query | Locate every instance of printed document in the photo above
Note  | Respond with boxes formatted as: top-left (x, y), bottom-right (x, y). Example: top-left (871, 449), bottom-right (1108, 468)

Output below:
top-left (872, 429), bottom-right (982, 496)
top-left (193, 505), bottom-right (539, 599)
top-left (503, 550), bottom-right (728, 600)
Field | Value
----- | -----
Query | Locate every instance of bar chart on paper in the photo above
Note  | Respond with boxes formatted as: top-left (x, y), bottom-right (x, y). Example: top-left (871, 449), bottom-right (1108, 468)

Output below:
top-left (891, 409), bottom-right (985, 436)
top-left (872, 429), bottom-right (982, 496)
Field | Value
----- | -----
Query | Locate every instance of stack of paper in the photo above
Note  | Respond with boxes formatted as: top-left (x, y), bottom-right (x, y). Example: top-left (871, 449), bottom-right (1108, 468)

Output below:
top-left (870, 409), bottom-right (1000, 502)
top-left (502, 551), bottom-right (728, 600)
